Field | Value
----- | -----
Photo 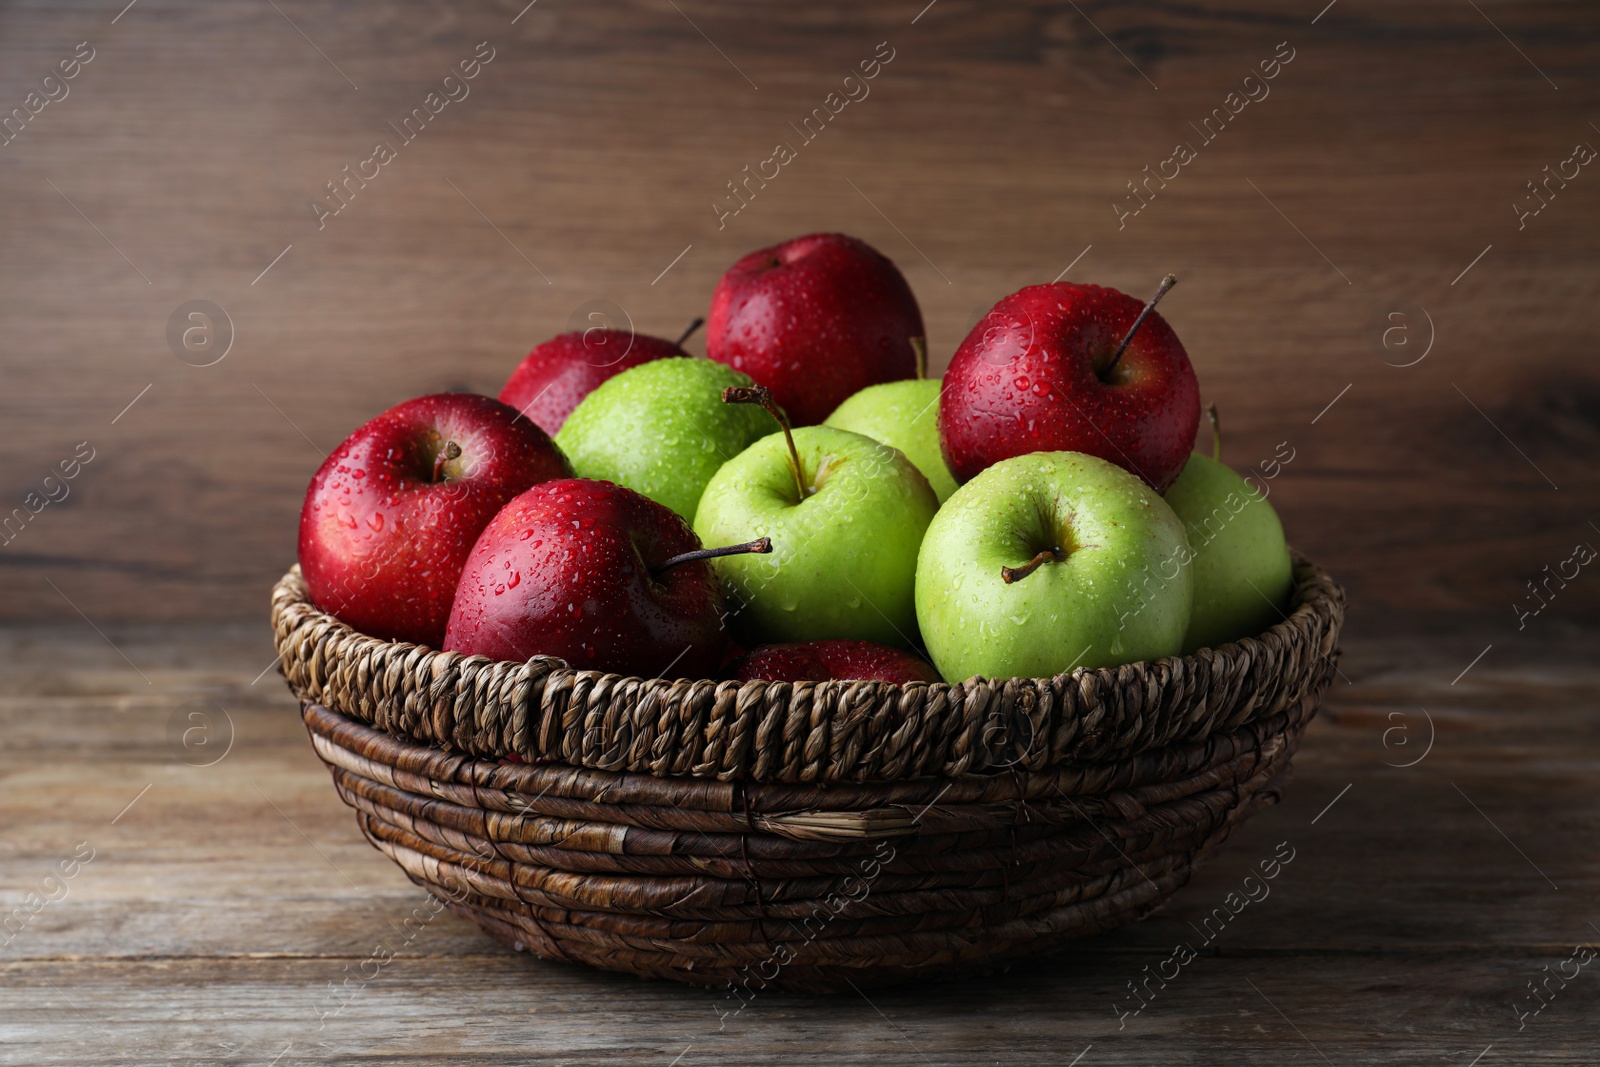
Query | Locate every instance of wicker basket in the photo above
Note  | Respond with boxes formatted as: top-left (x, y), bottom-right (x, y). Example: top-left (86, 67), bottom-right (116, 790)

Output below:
top-left (272, 554), bottom-right (1343, 992)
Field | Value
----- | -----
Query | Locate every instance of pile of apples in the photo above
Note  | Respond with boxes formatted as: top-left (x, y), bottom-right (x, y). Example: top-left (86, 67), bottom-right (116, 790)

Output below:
top-left (298, 233), bottom-right (1294, 686)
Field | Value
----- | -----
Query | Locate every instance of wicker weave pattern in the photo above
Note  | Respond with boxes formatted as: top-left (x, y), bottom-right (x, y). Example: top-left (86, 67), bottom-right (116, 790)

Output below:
top-left (302, 687), bottom-right (1319, 990)
top-left (272, 555), bottom-right (1342, 783)
top-left (278, 555), bottom-right (1341, 989)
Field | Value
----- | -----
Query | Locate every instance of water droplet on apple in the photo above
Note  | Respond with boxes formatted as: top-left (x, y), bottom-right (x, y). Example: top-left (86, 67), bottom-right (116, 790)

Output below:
top-left (1014, 376), bottom-right (1030, 390)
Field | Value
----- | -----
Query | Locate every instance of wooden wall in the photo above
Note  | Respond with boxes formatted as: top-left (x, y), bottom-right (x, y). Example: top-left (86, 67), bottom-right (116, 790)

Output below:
top-left (0, 1), bottom-right (1595, 627)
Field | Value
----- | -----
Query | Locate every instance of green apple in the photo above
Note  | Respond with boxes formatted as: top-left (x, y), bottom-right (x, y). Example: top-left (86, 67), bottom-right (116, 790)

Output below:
top-left (694, 417), bottom-right (938, 646)
top-left (824, 379), bottom-right (958, 503)
top-left (1163, 452), bottom-right (1293, 652)
top-left (915, 451), bottom-right (1192, 682)
top-left (555, 358), bottom-right (774, 521)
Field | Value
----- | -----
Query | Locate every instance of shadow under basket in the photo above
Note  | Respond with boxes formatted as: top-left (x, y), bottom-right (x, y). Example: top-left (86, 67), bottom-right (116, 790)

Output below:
top-left (272, 554), bottom-right (1344, 993)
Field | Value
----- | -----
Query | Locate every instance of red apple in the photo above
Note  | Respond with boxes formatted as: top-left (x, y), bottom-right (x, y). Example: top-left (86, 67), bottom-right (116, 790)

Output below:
top-left (499, 328), bottom-right (690, 436)
top-left (706, 233), bottom-right (924, 426)
top-left (298, 393), bottom-right (570, 647)
top-left (444, 479), bottom-right (769, 678)
top-left (939, 282), bottom-right (1199, 492)
top-left (732, 640), bottom-right (942, 684)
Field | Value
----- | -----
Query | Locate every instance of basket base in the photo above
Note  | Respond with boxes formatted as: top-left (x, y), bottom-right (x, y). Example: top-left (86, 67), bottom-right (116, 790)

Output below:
top-left (439, 855), bottom-right (1197, 994)
top-left (303, 692), bottom-right (1315, 992)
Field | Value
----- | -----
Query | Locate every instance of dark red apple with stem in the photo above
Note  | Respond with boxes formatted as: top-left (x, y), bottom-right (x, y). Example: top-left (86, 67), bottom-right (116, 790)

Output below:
top-left (499, 318), bottom-right (703, 436)
top-left (732, 640), bottom-right (942, 684)
top-left (706, 233), bottom-right (924, 426)
top-left (298, 393), bottom-right (571, 647)
top-left (939, 276), bottom-right (1198, 492)
top-left (443, 478), bottom-right (771, 677)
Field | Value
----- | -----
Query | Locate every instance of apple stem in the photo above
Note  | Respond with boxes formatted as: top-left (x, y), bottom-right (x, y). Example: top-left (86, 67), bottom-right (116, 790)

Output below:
top-left (911, 337), bottom-right (927, 380)
top-left (1001, 547), bottom-right (1063, 584)
top-left (432, 441), bottom-right (462, 482)
top-left (654, 537), bottom-right (772, 575)
top-left (722, 385), bottom-right (809, 501)
top-left (1105, 273), bottom-right (1178, 376)
top-left (676, 317), bottom-right (706, 347)
top-left (1207, 403), bottom-right (1222, 461)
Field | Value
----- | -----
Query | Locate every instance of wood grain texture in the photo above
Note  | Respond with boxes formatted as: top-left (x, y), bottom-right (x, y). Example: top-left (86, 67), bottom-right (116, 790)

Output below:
top-left (1, 621), bottom-right (1597, 1063)
top-left (0, 1), bottom-right (1595, 626)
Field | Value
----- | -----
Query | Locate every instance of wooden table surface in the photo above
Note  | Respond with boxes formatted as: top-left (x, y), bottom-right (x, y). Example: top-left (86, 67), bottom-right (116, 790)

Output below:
top-left (2, 0), bottom-right (1598, 1063)
top-left (1, 619), bottom-right (1596, 1065)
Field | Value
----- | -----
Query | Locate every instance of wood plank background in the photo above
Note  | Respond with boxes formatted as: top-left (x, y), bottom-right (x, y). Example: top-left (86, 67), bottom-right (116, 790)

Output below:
top-left (0, 0), bottom-right (1595, 629)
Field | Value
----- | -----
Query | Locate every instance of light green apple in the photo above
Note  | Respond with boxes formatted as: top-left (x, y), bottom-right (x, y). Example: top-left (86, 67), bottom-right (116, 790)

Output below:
top-left (694, 424), bottom-right (938, 646)
top-left (915, 451), bottom-right (1192, 682)
top-left (824, 379), bottom-right (958, 503)
top-left (1163, 452), bottom-right (1293, 652)
top-left (555, 358), bottom-right (774, 521)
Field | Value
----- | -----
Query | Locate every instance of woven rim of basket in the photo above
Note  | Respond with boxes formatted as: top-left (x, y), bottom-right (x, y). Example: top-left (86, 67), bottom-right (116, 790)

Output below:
top-left (271, 552), bottom-right (1343, 783)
